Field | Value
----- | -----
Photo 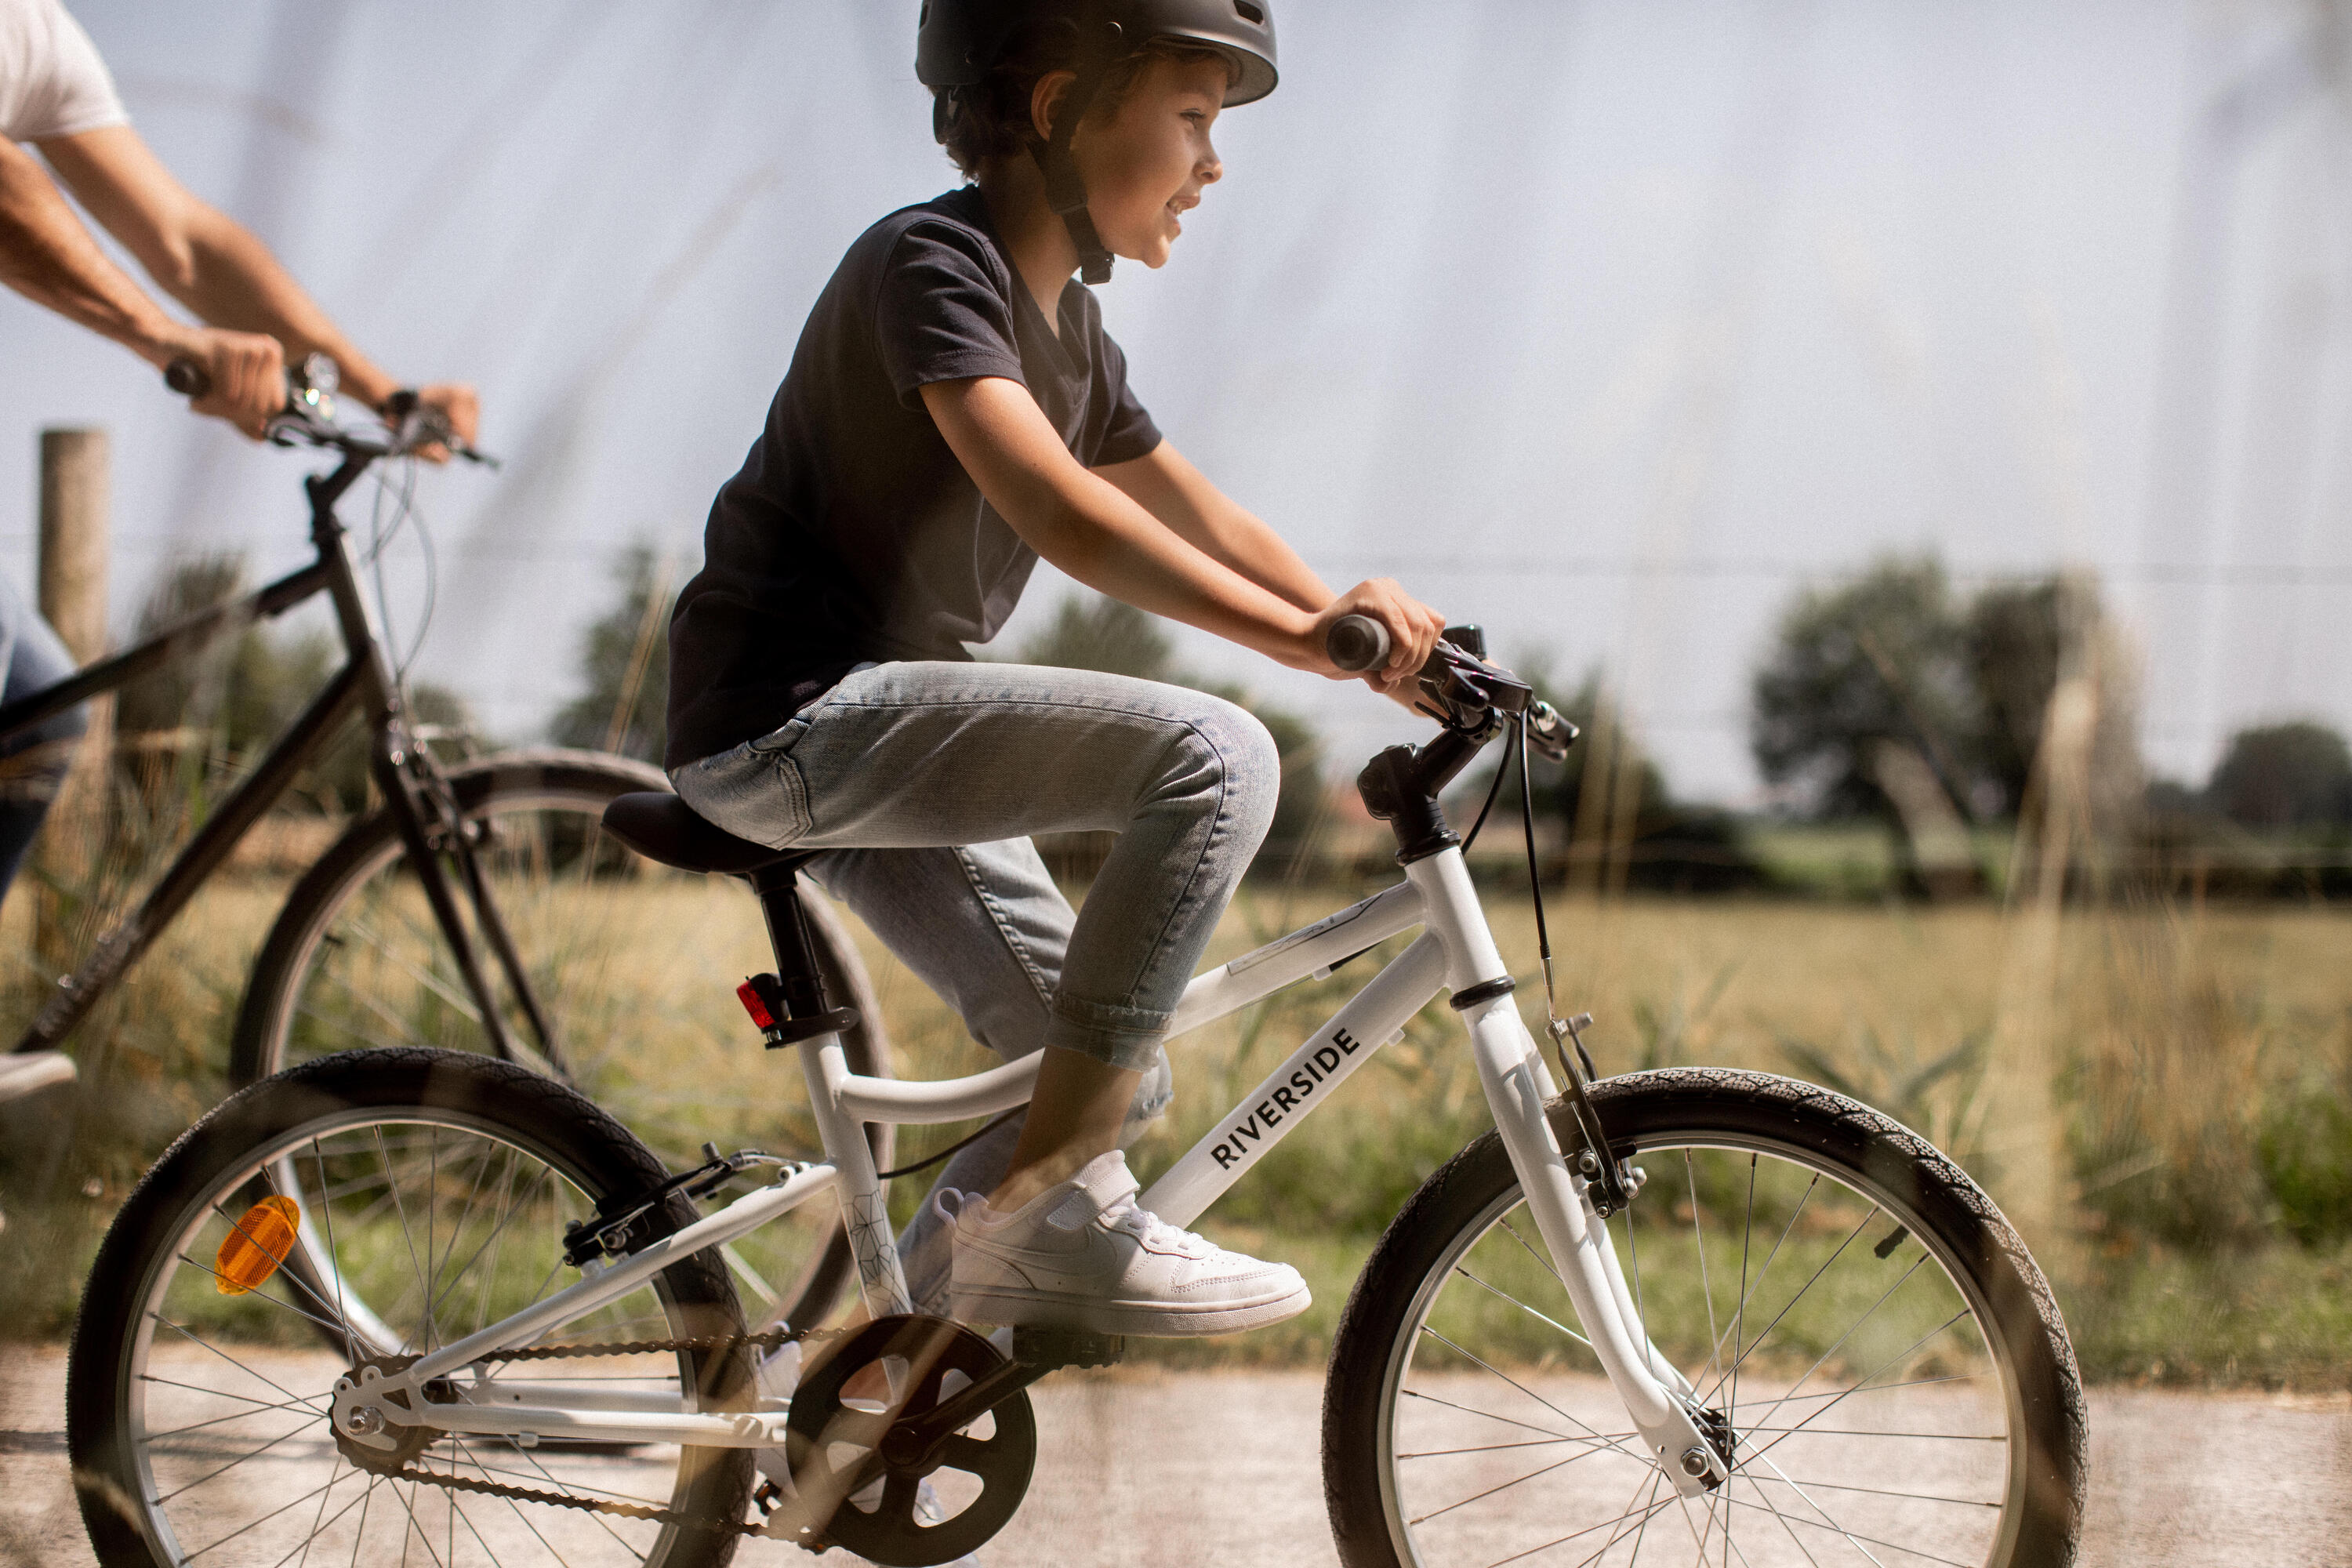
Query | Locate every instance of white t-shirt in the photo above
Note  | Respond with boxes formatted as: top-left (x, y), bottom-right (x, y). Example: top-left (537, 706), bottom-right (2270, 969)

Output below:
top-left (0, 0), bottom-right (125, 143)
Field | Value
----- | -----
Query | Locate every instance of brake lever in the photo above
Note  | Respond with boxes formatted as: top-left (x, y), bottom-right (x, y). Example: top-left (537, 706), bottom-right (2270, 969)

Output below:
top-left (379, 390), bottom-right (500, 467)
top-left (1418, 644), bottom-right (1535, 725)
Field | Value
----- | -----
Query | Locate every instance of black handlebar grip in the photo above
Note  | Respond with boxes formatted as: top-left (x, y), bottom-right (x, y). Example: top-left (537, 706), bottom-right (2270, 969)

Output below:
top-left (1327, 614), bottom-right (1392, 674)
top-left (163, 358), bottom-right (212, 399)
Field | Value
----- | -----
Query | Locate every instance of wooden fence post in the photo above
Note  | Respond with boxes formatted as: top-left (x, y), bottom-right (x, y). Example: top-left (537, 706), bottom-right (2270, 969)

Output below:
top-left (35, 427), bottom-right (112, 960)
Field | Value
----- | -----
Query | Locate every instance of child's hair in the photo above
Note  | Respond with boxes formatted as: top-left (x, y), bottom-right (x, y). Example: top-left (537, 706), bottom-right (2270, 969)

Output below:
top-left (934, 32), bottom-right (1241, 178)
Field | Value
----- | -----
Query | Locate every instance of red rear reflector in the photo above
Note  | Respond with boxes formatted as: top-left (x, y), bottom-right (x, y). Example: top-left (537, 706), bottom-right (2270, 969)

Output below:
top-left (216, 1195), bottom-right (300, 1295)
top-left (736, 980), bottom-right (776, 1029)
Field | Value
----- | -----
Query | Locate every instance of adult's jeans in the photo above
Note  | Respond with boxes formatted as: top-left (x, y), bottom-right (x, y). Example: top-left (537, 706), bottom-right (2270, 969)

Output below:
top-left (673, 660), bottom-right (1279, 1310)
top-left (0, 573), bottom-right (87, 906)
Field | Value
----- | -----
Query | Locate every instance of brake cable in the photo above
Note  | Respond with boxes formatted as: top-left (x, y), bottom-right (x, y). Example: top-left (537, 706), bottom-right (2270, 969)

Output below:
top-left (1515, 710), bottom-right (1626, 1214)
top-left (1459, 717), bottom-right (1517, 851)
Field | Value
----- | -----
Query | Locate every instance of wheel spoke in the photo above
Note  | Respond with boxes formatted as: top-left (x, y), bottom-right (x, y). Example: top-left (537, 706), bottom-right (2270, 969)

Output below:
top-left (1452, 1263), bottom-right (1594, 1351)
top-left (1703, 1200), bottom-right (1880, 1403)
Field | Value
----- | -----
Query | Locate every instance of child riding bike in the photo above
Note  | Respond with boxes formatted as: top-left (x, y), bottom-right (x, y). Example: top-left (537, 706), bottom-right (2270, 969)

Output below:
top-left (667, 0), bottom-right (1446, 1337)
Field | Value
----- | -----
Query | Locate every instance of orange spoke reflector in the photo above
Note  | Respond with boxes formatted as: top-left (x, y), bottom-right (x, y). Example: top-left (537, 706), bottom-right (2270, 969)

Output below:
top-left (215, 1196), bottom-right (302, 1296)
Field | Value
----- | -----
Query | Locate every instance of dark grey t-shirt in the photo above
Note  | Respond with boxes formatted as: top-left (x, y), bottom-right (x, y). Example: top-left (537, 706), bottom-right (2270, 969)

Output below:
top-left (665, 187), bottom-right (1163, 769)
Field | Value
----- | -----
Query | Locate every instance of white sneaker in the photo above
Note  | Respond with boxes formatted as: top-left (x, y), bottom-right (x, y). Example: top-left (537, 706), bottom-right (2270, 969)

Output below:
top-left (942, 1152), bottom-right (1310, 1337)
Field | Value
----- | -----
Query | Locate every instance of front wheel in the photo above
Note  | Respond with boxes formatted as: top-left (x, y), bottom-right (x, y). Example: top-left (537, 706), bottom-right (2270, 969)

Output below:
top-left (1323, 1067), bottom-right (2085, 1568)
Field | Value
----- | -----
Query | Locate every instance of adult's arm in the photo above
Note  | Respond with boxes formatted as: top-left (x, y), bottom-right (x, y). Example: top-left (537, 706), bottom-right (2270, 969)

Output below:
top-left (0, 132), bottom-right (282, 429)
top-left (921, 375), bottom-right (1443, 691)
top-left (36, 125), bottom-right (477, 446)
top-left (1095, 440), bottom-right (1331, 614)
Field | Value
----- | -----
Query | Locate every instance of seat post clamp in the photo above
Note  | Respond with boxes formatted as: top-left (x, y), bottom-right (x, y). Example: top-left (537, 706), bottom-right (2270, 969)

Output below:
top-left (735, 973), bottom-right (858, 1049)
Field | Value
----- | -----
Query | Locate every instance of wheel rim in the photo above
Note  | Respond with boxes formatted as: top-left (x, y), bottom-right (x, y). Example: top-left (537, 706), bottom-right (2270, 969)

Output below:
top-left (250, 782), bottom-right (854, 1325)
top-left (1375, 1134), bottom-right (2028, 1568)
top-left (111, 1103), bottom-right (730, 1566)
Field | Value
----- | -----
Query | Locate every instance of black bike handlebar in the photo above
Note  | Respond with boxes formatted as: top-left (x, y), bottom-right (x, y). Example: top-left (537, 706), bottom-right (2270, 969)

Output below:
top-left (1327, 614), bottom-right (1392, 673)
top-left (162, 357), bottom-right (493, 466)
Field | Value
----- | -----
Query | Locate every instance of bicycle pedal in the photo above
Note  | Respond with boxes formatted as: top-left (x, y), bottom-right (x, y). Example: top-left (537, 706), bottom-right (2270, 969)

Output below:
top-left (1011, 1325), bottom-right (1125, 1372)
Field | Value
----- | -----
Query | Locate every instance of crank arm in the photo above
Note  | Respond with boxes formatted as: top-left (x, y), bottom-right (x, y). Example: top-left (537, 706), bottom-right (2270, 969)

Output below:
top-left (879, 1326), bottom-right (1123, 1468)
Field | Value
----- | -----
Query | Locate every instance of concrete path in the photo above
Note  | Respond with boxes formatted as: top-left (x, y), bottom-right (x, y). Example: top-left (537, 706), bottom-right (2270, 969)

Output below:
top-left (6, 1346), bottom-right (2347, 1566)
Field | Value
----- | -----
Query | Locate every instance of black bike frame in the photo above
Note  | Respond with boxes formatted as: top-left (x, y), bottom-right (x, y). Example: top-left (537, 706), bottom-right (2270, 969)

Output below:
top-left (2, 453), bottom-right (558, 1069)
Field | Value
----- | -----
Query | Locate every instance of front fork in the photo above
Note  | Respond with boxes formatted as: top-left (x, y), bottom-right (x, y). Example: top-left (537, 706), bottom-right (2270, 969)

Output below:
top-left (1406, 852), bottom-right (1728, 1498)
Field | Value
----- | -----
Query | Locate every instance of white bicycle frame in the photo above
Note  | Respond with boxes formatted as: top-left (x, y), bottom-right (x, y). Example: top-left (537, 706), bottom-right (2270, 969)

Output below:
top-left (328, 844), bottom-right (1725, 1498)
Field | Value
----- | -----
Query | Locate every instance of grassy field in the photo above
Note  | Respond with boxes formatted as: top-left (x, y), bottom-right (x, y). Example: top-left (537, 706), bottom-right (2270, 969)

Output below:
top-left (3, 855), bottom-right (2347, 1388)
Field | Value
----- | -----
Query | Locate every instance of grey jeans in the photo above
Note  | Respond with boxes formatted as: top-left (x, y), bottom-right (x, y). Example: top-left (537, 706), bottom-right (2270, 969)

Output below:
top-left (672, 660), bottom-right (1279, 1308)
top-left (0, 572), bottom-right (86, 908)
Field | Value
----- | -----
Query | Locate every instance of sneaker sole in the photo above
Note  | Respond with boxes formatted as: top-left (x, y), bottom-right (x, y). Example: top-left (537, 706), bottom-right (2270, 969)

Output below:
top-left (947, 1280), bottom-right (1312, 1338)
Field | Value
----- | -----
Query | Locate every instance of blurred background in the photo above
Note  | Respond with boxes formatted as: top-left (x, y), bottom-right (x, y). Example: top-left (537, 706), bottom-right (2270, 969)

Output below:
top-left (3, 0), bottom-right (2350, 1400)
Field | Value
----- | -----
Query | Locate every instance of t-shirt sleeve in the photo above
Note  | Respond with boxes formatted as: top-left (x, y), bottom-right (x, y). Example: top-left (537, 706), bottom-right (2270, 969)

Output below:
top-left (873, 220), bottom-right (1028, 410)
top-left (3, 0), bottom-right (129, 142)
top-left (1090, 328), bottom-right (1162, 467)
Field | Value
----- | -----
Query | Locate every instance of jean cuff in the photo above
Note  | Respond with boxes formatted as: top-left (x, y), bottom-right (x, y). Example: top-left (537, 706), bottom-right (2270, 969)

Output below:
top-left (1044, 996), bottom-right (1171, 1073)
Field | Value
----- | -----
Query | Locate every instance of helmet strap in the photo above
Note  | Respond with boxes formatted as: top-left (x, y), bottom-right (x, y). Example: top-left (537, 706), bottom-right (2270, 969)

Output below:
top-left (1031, 42), bottom-right (1116, 285)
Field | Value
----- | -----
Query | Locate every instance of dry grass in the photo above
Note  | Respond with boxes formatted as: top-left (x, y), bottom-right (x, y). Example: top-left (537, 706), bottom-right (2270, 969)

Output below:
top-left (2, 858), bottom-right (2347, 1385)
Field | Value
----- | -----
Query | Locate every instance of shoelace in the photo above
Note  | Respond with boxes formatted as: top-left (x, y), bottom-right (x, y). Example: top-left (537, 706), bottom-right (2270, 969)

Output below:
top-left (1100, 1193), bottom-right (1215, 1258)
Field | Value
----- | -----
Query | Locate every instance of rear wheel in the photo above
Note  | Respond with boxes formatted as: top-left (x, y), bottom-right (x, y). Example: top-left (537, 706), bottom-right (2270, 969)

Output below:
top-left (230, 750), bottom-right (891, 1334)
top-left (67, 1047), bottom-right (755, 1568)
top-left (1323, 1068), bottom-right (2085, 1568)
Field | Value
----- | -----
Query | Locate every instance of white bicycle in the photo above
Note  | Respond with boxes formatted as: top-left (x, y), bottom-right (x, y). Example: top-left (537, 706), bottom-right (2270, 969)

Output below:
top-left (67, 620), bottom-right (2085, 1568)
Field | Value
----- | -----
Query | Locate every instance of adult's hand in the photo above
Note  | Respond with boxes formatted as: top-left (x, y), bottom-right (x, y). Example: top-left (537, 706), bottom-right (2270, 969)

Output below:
top-left (162, 325), bottom-right (285, 436)
top-left (397, 382), bottom-right (480, 463)
top-left (1307, 579), bottom-right (1447, 703)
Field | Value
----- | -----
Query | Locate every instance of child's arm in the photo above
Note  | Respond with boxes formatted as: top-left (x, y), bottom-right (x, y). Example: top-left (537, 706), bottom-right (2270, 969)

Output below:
top-left (923, 375), bottom-right (1445, 693)
top-left (1095, 443), bottom-right (1327, 613)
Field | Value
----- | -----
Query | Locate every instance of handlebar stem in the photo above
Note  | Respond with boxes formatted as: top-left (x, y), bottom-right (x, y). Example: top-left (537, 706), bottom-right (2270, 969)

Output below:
top-left (1356, 714), bottom-right (1503, 865)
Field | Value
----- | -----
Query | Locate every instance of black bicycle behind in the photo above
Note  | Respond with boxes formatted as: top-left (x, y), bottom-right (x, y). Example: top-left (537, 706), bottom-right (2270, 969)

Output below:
top-left (8, 361), bottom-right (893, 1333)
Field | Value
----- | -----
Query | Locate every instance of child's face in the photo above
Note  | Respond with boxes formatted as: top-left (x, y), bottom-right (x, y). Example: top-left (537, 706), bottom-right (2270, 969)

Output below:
top-left (1073, 55), bottom-right (1231, 270)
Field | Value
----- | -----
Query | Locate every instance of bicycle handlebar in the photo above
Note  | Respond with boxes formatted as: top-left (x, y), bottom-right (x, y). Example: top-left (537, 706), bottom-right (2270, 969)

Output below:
top-left (161, 356), bottom-right (495, 466)
top-left (163, 358), bottom-right (211, 397)
top-left (1327, 614), bottom-right (1577, 762)
top-left (1327, 614), bottom-right (1391, 673)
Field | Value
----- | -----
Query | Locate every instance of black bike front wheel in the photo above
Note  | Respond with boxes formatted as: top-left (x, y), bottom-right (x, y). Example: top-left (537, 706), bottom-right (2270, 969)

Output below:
top-left (67, 1047), bottom-right (754, 1568)
top-left (1323, 1067), bottom-right (2085, 1568)
top-left (230, 748), bottom-right (892, 1334)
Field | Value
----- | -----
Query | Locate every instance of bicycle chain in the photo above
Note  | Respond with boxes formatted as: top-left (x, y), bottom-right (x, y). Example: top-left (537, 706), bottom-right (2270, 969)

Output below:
top-left (366, 1325), bottom-right (846, 1540)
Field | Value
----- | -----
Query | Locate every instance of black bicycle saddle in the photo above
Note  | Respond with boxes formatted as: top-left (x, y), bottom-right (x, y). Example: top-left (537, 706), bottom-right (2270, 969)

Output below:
top-left (600, 793), bottom-right (813, 877)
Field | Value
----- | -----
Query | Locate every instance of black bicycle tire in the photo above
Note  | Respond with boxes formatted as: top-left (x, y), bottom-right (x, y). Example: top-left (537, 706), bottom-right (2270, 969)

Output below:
top-left (66, 1046), bottom-right (754, 1568)
top-left (1320, 1066), bottom-right (2087, 1568)
top-left (227, 748), bottom-right (893, 1329)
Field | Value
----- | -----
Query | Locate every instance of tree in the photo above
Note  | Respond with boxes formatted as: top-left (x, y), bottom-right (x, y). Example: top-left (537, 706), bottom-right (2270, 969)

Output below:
top-left (1017, 593), bottom-right (1325, 873)
top-left (1475, 662), bottom-right (1760, 893)
top-left (1966, 579), bottom-right (2075, 818)
top-left (1965, 574), bottom-right (2141, 828)
top-left (551, 546), bottom-right (673, 764)
top-left (1750, 557), bottom-right (1983, 823)
top-left (2207, 722), bottom-right (2352, 829)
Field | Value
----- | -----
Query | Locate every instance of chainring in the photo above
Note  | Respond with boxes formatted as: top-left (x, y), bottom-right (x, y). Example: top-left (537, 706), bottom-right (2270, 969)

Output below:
top-left (768, 1314), bottom-right (1036, 1566)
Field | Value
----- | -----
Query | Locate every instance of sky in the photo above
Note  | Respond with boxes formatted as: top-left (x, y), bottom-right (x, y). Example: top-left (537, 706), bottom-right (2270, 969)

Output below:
top-left (2, 0), bottom-right (2347, 804)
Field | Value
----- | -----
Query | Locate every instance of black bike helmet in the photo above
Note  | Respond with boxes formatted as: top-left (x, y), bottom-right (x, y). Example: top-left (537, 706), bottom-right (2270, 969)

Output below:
top-left (916, 0), bottom-right (1279, 284)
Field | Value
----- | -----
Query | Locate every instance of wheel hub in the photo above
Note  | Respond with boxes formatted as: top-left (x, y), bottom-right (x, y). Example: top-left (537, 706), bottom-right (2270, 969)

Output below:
top-left (328, 1354), bottom-right (456, 1474)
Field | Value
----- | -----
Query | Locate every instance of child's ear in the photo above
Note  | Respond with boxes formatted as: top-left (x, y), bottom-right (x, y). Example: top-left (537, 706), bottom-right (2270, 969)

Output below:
top-left (1031, 70), bottom-right (1079, 143)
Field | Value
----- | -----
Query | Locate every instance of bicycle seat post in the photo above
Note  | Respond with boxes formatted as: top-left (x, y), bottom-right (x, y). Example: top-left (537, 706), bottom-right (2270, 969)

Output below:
top-left (751, 864), bottom-right (833, 1025)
